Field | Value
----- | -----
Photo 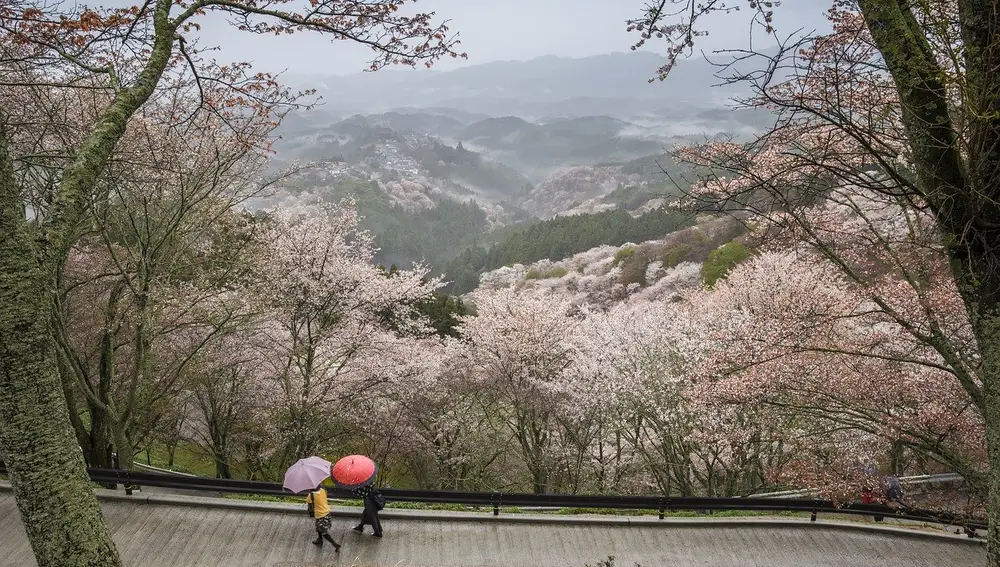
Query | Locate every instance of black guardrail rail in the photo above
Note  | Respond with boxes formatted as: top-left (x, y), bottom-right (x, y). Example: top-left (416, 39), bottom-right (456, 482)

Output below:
top-left (0, 464), bottom-right (985, 533)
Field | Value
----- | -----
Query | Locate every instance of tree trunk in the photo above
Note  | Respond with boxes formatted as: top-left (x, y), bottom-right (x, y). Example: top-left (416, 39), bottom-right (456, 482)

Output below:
top-left (210, 422), bottom-right (232, 479)
top-left (953, 9), bottom-right (1000, 558)
top-left (111, 425), bottom-right (134, 472)
top-left (0, 8), bottom-right (178, 563)
top-left (857, 2), bottom-right (1000, 563)
top-left (888, 439), bottom-right (904, 477)
top-left (975, 308), bottom-right (1000, 564)
top-left (56, 355), bottom-right (94, 463)
top-left (985, 383), bottom-right (1000, 564)
top-left (215, 453), bottom-right (232, 480)
top-left (88, 404), bottom-right (113, 469)
top-left (0, 124), bottom-right (124, 566)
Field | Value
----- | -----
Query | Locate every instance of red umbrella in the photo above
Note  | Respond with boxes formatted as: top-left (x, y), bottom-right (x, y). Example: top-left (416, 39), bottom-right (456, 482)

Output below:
top-left (331, 454), bottom-right (377, 489)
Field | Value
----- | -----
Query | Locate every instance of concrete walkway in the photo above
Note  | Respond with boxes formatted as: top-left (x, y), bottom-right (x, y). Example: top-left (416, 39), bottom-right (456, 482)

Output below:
top-left (0, 492), bottom-right (986, 567)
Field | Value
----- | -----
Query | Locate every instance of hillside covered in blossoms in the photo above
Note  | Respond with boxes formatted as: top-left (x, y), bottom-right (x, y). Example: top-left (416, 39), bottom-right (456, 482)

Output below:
top-left (3, 0), bottom-right (998, 565)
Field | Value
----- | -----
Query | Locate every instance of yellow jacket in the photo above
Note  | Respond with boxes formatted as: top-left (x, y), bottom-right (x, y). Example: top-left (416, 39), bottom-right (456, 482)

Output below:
top-left (306, 487), bottom-right (330, 518)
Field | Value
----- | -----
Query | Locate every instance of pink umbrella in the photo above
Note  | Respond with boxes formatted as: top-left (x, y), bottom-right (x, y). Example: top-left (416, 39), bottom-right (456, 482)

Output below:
top-left (331, 454), bottom-right (377, 489)
top-left (283, 456), bottom-right (332, 494)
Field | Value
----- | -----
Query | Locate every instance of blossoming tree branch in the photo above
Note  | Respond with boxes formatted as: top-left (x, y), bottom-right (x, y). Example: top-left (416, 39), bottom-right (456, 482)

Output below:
top-left (0, 1), bottom-right (462, 565)
top-left (628, 0), bottom-right (1000, 562)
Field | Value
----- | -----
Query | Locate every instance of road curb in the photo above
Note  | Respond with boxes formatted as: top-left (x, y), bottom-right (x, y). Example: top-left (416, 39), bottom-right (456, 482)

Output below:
top-left (0, 481), bottom-right (983, 546)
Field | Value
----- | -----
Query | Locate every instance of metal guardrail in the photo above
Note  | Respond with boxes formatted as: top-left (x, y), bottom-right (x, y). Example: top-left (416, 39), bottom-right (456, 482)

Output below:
top-left (751, 473), bottom-right (966, 499)
top-left (131, 461), bottom-right (197, 477)
top-left (0, 465), bottom-right (985, 535)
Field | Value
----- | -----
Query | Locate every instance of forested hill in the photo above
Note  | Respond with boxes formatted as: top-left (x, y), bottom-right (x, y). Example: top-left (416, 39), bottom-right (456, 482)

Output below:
top-left (443, 207), bottom-right (694, 295)
top-left (270, 177), bottom-right (530, 271)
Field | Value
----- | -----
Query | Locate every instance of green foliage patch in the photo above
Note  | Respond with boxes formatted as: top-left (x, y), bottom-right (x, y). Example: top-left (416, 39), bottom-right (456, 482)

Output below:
top-left (702, 240), bottom-right (751, 287)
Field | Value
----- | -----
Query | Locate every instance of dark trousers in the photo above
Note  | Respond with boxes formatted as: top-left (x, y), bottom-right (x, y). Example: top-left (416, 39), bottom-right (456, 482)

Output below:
top-left (358, 497), bottom-right (382, 535)
top-left (313, 514), bottom-right (338, 546)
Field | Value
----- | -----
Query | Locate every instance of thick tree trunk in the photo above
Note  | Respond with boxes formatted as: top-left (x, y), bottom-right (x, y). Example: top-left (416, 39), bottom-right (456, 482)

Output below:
top-left (0, 5), bottom-right (176, 563)
top-left (967, 262), bottom-right (1000, 563)
top-left (954, 23), bottom-right (1000, 562)
top-left (111, 426), bottom-right (134, 472)
top-left (858, 4), bottom-right (1000, 564)
top-left (983, 331), bottom-right (1000, 565)
top-left (0, 125), bottom-right (123, 566)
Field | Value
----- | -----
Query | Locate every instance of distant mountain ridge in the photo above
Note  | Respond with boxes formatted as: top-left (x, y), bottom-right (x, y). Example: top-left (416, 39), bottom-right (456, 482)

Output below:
top-left (277, 114), bottom-right (642, 186)
top-left (271, 107), bottom-right (756, 215)
top-left (456, 115), bottom-right (678, 179)
top-left (272, 113), bottom-right (533, 205)
top-left (255, 51), bottom-right (777, 285)
top-left (287, 51), bottom-right (750, 119)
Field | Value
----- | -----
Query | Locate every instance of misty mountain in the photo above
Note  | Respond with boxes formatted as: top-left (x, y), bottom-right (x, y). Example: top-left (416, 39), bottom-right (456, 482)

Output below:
top-left (288, 51), bottom-right (750, 119)
top-left (335, 111), bottom-right (470, 139)
top-left (456, 115), bottom-right (675, 179)
top-left (273, 113), bottom-right (533, 206)
top-left (514, 150), bottom-right (702, 219)
top-left (275, 108), bottom-right (749, 184)
top-left (273, 50), bottom-right (777, 182)
top-left (263, 175), bottom-right (522, 271)
top-left (460, 115), bottom-right (635, 142)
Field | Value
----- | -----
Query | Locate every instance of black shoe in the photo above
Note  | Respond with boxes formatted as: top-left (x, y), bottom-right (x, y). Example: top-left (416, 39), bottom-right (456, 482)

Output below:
top-left (352, 525), bottom-right (364, 533)
top-left (312, 538), bottom-right (323, 547)
top-left (373, 533), bottom-right (383, 538)
top-left (322, 533), bottom-right (341, 551)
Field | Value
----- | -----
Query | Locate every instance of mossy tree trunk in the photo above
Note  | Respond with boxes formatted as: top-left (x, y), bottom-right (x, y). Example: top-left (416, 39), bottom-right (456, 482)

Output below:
top-left (0, 121), bottom-right (125, 567)
top-left (0, 3), bottom-right (175, 563)
top-left (979, 316), bottom-right (1000, 564)
top-left (858, 0), bottom-right (1000, 562)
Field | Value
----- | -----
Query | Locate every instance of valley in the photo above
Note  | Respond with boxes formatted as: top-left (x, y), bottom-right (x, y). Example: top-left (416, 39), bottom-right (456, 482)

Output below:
top-left (259, 51), bottom-right (763, 294)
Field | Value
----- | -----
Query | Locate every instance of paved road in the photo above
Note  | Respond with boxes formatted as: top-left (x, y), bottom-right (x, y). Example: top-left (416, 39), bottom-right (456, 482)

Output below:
top-left (0, 493), bottom-right (986, 567)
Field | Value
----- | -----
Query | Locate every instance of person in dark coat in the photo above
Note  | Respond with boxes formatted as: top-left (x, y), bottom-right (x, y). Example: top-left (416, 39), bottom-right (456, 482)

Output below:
top-left (352, 484), bottom-right (383, 537)
top-left (884, 475), bottom-right (904, 503)
top-left (870, 475), bottom-right (903, 522)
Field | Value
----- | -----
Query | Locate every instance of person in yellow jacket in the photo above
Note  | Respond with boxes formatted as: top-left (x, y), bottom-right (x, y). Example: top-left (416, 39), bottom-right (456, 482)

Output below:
top-left (306, 484), bottom-right (341, 551)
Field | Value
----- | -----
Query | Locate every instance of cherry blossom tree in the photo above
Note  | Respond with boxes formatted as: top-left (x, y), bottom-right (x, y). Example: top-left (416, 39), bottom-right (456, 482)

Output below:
top-left (629, 0), bottom-right (1000, 542)
top-left (334, 332), bottom-right (441, 481)
top-left (52, 96), bottom-right (277, 470)
top-left (377, 339), bottom-right (516, 490)
top-left (0, 0), bottom-right (462, 563)
top-left (574, 299), bottom-right (791, 496)
top-left (185, 310), bottom-right (278, 479)
top-left (253, 202), bottom-right (441, 469)
top-left (683, 248), bottom-right (985, 498)
top-left (459, 287), bottom-right (582, 493)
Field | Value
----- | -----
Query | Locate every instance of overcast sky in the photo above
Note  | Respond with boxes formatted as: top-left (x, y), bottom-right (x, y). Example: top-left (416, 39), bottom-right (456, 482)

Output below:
top-left (176, 0), bottom-right (833, 76)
